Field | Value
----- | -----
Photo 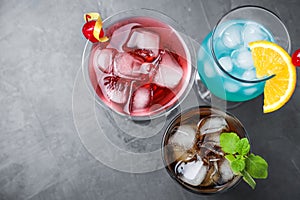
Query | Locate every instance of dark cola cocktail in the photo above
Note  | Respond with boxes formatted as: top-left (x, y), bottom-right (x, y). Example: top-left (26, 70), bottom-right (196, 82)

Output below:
top-left (162, 106), bottom-right (248, 194)
top-left (85, 9), bottom-right (195, 119)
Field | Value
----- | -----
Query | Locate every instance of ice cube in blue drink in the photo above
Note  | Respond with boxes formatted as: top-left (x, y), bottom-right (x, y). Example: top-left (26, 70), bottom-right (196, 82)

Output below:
top-left (241, 68), bottom-right (257, 81)
top-left (213, 37), bottom-right (232, 58)
top-left (244, 87), bottom-right (258, 96)
top-left (231, 47), bottom-right (254, 70)
top-left (203, 60), bottom-right (215, 78)
top-left (224, 81), bottom-right (240, 93)
top-left (243, 22), bottom-right (269, 46)
top-left (218, 56), bottom-right (233, 72)
top-left (221, 23), bottom-right (243, 49)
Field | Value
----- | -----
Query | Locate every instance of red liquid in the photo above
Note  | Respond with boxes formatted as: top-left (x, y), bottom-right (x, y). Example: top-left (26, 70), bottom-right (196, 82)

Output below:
top-left (88, 17), bottom-right (191, 117)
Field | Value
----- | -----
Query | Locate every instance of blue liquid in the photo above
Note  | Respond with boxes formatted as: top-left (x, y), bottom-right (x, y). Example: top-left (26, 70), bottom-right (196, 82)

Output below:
top-left (197, 20), bottom-right (274, 102)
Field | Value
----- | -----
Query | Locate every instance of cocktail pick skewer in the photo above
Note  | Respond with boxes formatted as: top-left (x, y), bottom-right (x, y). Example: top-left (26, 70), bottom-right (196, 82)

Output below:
top-left (82, 12), bottom-right (109, 43)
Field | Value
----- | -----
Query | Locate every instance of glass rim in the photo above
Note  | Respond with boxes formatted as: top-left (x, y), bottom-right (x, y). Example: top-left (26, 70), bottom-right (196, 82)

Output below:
top-left (102, 8), bottom-right (182, 26)
top-left (211, 5), bottom-right (291, 84)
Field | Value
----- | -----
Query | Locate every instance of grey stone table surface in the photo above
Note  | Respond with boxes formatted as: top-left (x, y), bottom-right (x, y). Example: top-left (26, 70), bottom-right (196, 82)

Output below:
top-left (1, 0), bottom-right (300, 199)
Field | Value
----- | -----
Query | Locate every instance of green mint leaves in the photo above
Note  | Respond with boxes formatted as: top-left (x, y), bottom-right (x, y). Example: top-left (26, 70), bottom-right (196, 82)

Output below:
top-left (245, 154), bottom-right (268, 179)
top-left (220, 132), bottom-right (268, 189)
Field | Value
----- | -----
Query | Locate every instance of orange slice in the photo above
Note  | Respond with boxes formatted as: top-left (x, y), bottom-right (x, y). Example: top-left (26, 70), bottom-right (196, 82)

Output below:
top-left (249, 41), bottom-right (297, 113)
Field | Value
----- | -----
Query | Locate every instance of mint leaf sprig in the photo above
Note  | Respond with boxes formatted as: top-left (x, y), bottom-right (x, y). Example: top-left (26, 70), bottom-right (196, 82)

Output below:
top-left (220, 132), bottom-right (268, 189)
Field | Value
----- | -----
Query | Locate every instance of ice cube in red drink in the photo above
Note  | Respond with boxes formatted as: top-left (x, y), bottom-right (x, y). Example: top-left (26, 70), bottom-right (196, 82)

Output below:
top-left (153, 52), bottom-right (183, 89)
top-left (131, 85), bottom-right (152, 112)
top-left (113, 52), bottom-right (155, 81)
top-left (127, 28), bottom-right (160, 57)
top-left (100, 76), bottom-right (130, 104)
top-left (93, 48), bottom-right (116, 74)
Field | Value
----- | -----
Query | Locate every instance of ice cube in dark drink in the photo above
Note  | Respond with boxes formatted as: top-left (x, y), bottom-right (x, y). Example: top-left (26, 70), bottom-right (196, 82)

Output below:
top-left (88, 16), bottom-right (192, 118)
top-left (162, 106), bottom-right (248, 194)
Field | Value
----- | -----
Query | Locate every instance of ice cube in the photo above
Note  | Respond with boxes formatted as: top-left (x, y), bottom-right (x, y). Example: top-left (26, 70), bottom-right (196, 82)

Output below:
top-left (93, 48), bottom-right (115, 74)
top-left (176, 157), bottom-right (208, 186)
top-left (222, 24), bottom-right (243, 49)
top-left (103, 78), bottom-right (129, 104)
top-left (198, 46), bottom-right (205, 60)
top-left (224, 81), bottom-right (240, 93)
top-left (131, 87), bottom-right (151, 110)
top-left (218, 56), bottom-right (233, 72)
top-left (213, 38), bottom-right (228, 57)
top-left (153, 52), bottom-right (183, 89)
top-left (201, 162), bottom-right (220, 186)
top-left (113, 52), bottom-right (147, 80)
top-left (169, 125), bottom-right (196, 150)
top-left (199, 141), bottom-right (224, 157)
top-left (107, 23), bottom-right (140, 51)
top-left (241, 68), bottom-right (257, 81)
top-left (198, 116), bottom-right (228, 135)
top-left (244, 87), bottom-right (257, 95)
top-left (171, 145), bottom-right (195, 162)
top-left (219, 159), bottom-right (234, 183)
top-left (231, 48), bottom-right (254, 70)
top-left (127, 28), bottom-right (160, 56)
top-left (203, 132), bottom-right (221, 145)
top-left (135, 63), bottom-right (152, 75)
top-left (204, 61), bottom-right (215, 78)
top-left (243, 23), bottom-right (269, 46)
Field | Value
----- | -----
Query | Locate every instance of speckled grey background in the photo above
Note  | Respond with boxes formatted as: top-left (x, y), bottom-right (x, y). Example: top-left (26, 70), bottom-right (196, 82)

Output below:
top-left (1, 0), bottom-right (300, 199)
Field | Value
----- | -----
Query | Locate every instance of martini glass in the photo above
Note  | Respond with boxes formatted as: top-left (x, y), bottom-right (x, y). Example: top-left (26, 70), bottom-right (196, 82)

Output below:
top-left (82, 8), bottom-right (196, 121)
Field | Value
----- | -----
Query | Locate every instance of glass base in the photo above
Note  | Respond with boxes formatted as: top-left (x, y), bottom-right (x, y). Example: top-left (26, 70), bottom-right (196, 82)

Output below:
top-left (194, 74), bottom-right (242, 110)
top-left (73, 68), bottom-right (167, 173)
